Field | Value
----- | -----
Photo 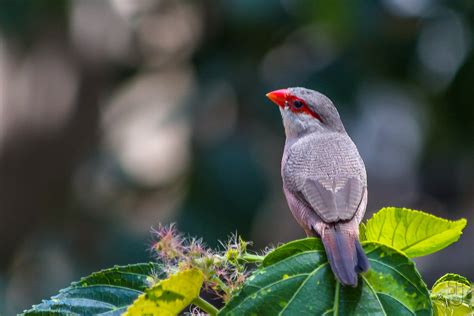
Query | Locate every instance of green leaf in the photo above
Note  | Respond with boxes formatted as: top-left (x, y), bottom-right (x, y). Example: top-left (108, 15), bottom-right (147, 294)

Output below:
top-left (22, 263), bottom-right (163, 315)
top-left (124, 268), bottom-right (204, 316)
top-left (363, 207), bottom-right (467, 258)
top-left (431, 273), bottom-right (473, 316)
top-left (220, 238), bottom-right (432, 316)
top-left (263, 237), bottom-right (324, 267)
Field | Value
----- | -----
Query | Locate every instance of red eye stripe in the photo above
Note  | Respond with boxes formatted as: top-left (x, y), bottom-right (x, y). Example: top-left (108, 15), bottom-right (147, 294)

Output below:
top-left (287, 95), bottom-right (323, 122)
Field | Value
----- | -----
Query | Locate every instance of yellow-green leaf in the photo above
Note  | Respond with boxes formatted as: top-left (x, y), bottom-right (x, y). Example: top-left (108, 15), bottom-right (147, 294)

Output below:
top-left (125, 268), bottom-right (204, 316)
top-left (431, 273), bottom-right (473, 316)
top-left (364, 207), bottom-right (467, 258)
top-left (433, 273), bottom-right (471, 289)
top-left (359, 222), bottom-right (367, 241)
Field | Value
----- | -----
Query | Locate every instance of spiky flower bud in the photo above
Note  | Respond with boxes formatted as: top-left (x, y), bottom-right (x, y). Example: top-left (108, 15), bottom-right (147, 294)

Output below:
top-left (150, 224), bottom-right (264, 306)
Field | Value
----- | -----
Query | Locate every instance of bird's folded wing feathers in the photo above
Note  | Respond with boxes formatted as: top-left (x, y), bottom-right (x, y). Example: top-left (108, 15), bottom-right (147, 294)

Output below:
top-left (302, 177), bottom-right (365, 222)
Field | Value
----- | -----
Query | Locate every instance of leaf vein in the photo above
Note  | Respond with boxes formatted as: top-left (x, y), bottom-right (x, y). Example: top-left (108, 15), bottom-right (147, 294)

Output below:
top-left (361, 275), bottom-right (387, 316)
top-left (368, 258), bottom-right (425, 295)
top-left (278, 263), bottom-right (329, 315)
top-left (223, 274), bottom-right (310, 314)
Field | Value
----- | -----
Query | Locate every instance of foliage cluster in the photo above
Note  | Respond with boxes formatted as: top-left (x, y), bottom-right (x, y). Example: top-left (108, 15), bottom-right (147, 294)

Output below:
top-left (22, 207), bottom-right (471, 315)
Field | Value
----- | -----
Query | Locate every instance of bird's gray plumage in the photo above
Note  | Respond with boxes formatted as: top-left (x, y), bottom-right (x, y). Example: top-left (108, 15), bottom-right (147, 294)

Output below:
top-left (282, 132), bottom-right (367, 223)
top-left (270, 87), bottom-right (369, 287)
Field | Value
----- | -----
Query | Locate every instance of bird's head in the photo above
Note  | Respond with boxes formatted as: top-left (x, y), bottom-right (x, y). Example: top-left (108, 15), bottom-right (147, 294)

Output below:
top-left (266, 87), bottom-right (345, 138)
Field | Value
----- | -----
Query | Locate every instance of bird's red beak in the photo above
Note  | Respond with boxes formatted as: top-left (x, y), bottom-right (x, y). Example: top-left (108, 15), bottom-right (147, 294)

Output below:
top-left (266, 89), bottom-right (289, 108)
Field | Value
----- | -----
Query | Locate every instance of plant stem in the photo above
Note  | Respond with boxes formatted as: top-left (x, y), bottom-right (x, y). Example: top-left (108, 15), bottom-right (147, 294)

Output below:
top-left (212, 275), bottom-right (230, 294)
top-left (240, 253), bottom-right (265, 263)
top-left (192, 296), bottom-right (219, 316)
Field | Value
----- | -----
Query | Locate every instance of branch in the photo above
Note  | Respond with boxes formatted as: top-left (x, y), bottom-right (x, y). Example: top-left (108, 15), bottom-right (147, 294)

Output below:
top-left (192, 296), bottom-right (219, 316)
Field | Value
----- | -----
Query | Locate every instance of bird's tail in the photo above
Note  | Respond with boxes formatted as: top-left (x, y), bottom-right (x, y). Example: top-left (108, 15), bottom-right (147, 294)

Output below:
top-left (320, 224), bottom-right (369, 287)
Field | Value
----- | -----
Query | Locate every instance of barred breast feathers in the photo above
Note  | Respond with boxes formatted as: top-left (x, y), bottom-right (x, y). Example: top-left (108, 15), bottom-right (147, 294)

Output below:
top-left (282, 132), bottom-right (367, 192)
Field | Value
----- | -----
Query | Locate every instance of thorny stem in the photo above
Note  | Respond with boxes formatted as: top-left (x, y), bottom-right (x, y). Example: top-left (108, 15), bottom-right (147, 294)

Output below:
top-left (239, 253), bottom-right (265, 263)
top-left (211, 275), bottom-right (230, 293)
top-left (208, 252), bottom-right (264, 265)
top-left (192, 296), bottom-right (219, 316)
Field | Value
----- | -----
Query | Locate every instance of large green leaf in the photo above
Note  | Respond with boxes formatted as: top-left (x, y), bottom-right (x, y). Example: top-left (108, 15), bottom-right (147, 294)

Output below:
top-left (362, 207), bottom-right (467, 258)
top-left (22, 263), bottom-right (164, 315)
top-left (220, 238), bottom-right (432, 316)
top-left (431, 273), bottom-right (472, 316)
top-left (124, 268), bottom-right (204, 316)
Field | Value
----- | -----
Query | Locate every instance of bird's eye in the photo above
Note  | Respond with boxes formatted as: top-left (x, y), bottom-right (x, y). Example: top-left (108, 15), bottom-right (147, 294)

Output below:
top-left (293, 100), bottom-right (304, 109)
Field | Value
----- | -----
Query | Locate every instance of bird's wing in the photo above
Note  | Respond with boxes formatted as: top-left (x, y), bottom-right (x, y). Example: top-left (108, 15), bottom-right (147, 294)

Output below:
top-left (301, 177), bottom-right (366, 222)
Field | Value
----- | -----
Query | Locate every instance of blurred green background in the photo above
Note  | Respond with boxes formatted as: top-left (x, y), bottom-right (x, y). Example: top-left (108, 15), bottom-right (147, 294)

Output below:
top-left (0, 0), bottom-right (473, 314)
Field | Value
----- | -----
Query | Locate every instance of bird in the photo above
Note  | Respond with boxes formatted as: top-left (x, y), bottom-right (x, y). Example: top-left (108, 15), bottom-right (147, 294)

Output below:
top-left (266, 87), bottom-right (369, 287)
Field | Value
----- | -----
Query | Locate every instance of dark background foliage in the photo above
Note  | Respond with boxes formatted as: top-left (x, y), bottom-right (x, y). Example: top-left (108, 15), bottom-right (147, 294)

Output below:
top-left (0, 0), bottom-right (473, 314)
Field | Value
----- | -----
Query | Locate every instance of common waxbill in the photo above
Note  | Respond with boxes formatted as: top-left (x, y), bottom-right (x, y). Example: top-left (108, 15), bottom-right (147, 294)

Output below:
top-left (266, 87), bottom-right (369, 287)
